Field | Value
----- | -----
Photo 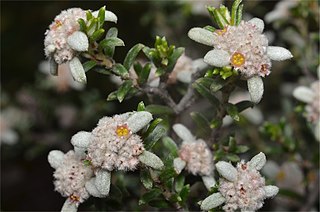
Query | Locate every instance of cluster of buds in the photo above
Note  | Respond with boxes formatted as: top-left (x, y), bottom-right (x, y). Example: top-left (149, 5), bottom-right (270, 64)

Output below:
top-left (48, 111), bottom-right (164, 211)
top-left (172, 124), bottom-right (216, 190)
top-left (44, 7), bottom-right (117, 84)
top-left (188, 16), bottom-right (292, 103)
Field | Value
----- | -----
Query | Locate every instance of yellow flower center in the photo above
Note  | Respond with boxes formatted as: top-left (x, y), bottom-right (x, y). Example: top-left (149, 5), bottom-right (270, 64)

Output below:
top-left (216, 28), bottom-right (227, 36)
top-left (276, 171), bottom-right (286, 182)
top-left (116, 124), bottom-right (131, 137)
top-left (230, 52), bottom-right (245, 67)
top-left (51, 20), bottom-right (62, 30)
top-left (70, 194), bottom-right (80, 202)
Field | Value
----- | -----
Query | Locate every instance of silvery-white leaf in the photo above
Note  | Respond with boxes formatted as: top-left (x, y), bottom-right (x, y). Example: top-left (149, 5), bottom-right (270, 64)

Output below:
top-left (95, 170), bottom-right (111, 196)
top-left (71, 131), bottom-right (92, 148)
top-left (86, 178), bottom-right (105, 198)
top-left (216, 161), bottom-right (237, 182)
top-left (202, 175), bottom-right (216, 191)
top-left (204, 49), bottom-right (230, 67)
top-left (173, 124), bottom-right (195, 142)
top-left (67, 31), bottom-right (89, 52)
top-left (264, 185), bottom-right (279, 198)
top-left (48, 150), bottom-right (64, 169)
top-left (188, 27), bottom-right (216, 46)
top-left (267, 46), bottom-right (293, 61)
top-left (293, 86), bottom-right (314, 103)
top-left (247, 76), bottom-right (264, 104)
top-left (248, 18), bottom-right (265, 33)
top-left (61, 199), bottom-right (77, 212)
top-left (177, 70), bottom-right (192, 83)
top-left (249, 152), bottom-right (266, 170)
top-left (126, 111), bottom-right (153, 133)
top-left (200, 192), bottom-right (225, 210)
top-left (69, 57), bottom-right (87, 84)
top-left (138, 151), bottom-right (164, 170)
top-left (92, 10), bottom-right (118, 23)
top-left (173, 157), bottom-right (186, 174)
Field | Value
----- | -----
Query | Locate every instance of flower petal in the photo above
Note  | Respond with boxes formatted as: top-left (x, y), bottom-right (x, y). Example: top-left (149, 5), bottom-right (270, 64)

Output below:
top-left (126, 111), bottom-right (153, 133)
top-left (247, 76), bottom-right (264, 104)
top-left (95, 170), bottom-right (111, 196)
top-left (188, 27), bottom-right (216, 46)
top-left (48, 150), bottom-right (64, 169)
top-left (173, 157), bottom-right (186, 174)
top-left (92, 10), bottom-right (118, 23)
top-left (248, 18), bottom-right (265, 33)
top-left (69, 57), bottom-right (87, 84)
top-left (49, 58), bottom-right (58, 76)
top-left (200, 192), bottom-right (225, 210)
top-left (61, 199), bottom-right (78, 212)
top-left (264, 185), bottom-right (279, 198)
top-left (267, 46), bottom-right (293, 61)
top-left (216, 161), bottom-right (237, 182)
top-left (173, 123), bottom-right (195, 142)
top-left (293, 86), bottom-right (314, 103)
top-left (204, 49), bottom-right (230, 67)
top-left (249, 152), bottom-right (266, 170)
top-left (202, 175), bottom-right (216, 191)
top-left (86, 178), bottom-right (105, 197)
top-left (139, 150), bottom-right (164, 170)
top-left (67, 31), bottom-right (89, 52)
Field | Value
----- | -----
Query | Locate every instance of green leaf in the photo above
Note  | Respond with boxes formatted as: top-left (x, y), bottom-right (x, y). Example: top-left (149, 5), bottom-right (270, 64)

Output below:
top-left (231, 0), bottom-right (242, 25)
top-left (139, 188), bottom-right (162, 205)
top-left (86, 10), bottom-right (93, 21)
top-left (145, 125), bottom-right (167, 150)
top-left (137, 101), bottom-right (146, 111)
top-left (140, 169), bottom-right (153, 189)
top-left (124, 43), bottom-right (145, 70)
top-left (138, 63), bottom-right (152, 84)
top-left (112, 63), bottom-right (129, 78)
top-left (210, 77), bottom-right (229, 92)
top-left (226, 103), bottom-right (240, 122)
top-left (190, 112), bottom-right (211, 138)
top-left (117, 80), bottom-right (133, 102)
top-left (93, 67), bottom-right (112, 75)
top-left (159, 166), bottom-right (176, 182)
top-left (107, 90), bottom-right (118, 101)
top-left (162, 136), bottom-right (178, 157)
top-left (235, 145), bottom-right (249, 154)
top-left (193, 79), bottom-right (220, 108)
top-left (97, 6), bottom-right (106, 26)
top-left (210, 119), bottom-right (222, 129)
top-left (203, 25), bottom-right (216, 32)
top-left (235, 100), bottom-right (254, 112)
top-left (179, 184), bottom-right (190, 203)
top-left (87, 18), bottom-right (98, 36)
top-left (212, 9), bottom-right (229, 29)
top-left (226, 153), bottom-right (240, 162)
top-left (236, 4), bottom-right (243, 25)
top-left (175, 175), bottom-right (185, 193)
top-left (82, 60), bottom-right (97, 72)
top-left (148, 199), bottom-right (170, 208)
top-left (145, 118), bottom-right (163, 136)
top-left (165, 47), bottom-right (185, 73)
top-left (145, 105), bottom-right (175, 115)
top-left (99, 37), bottom-right (125, 49)
top-left (91, 28), bottom-right (105, 41)
top-left (78, 18), bottom-right (87, 32)
top-left (105, 27), bottom-right (119, 57)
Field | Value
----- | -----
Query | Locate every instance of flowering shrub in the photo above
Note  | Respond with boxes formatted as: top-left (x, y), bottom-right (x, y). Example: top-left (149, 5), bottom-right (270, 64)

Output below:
top-left (2, 0), bottom-right (319, 211)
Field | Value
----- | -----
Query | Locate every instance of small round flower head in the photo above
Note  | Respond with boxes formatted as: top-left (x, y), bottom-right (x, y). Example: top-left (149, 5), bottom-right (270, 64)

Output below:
top-left (179, 139), bottom-right (213, 176)
top-left (44, 8), bottom-right (87, 64)
top-left (53, 150), bottom-right (93, 205)
top-left (87, 114), bottom-right (145, 171)
top-left (304, 81), bottom-right (320, 123)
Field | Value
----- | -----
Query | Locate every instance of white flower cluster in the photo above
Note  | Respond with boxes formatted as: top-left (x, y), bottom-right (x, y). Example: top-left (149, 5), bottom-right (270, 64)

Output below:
top-left (293, 67), bottom-right (320, 141)
top-left (48, 111), bottom-right (164, 212)
top-left (201, 152), bottom-right (279, 211)
top-left (173, 124), bottom-right (215, 190)
top-left (44, 7), bottom-right (117, 84)
top-left (188, 17), bottom-right (293, 103)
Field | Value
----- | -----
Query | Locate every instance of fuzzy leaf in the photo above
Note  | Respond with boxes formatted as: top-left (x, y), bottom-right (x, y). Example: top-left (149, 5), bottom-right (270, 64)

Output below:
top-left (124, 43), bottom-right (145, 70)
top-left (78, 18), bottom-right (87, 32)
top-left (193, 79), bottom-right (220, 108)
top-left (145, 125), bottom-right (167, 150)
top-left (99, 37), bottom-right (125, 49)
top-left (83, 60), bottom-right (97, 72)
top-left (138, 63), bottom-right (152, 84)
top-left (165, 47), bottom-right (185, 73)
top-left (104, 27), bottom-right (118, 57)
top-left (231, 0), bottom-right (242, 25)
top-left (162, 136), bottom-right (178, 157)
top-left (91, 28), bottom-right (105, 41)
top-left (140, 169), bottom-right (153, 189)
top-left (235, 100), bottom-right (254, 112)
top-left (107, 90), bottom-right (118, 101)
top-left (190, 112), bottom-right (211, 138)
top-left (139, 188), bottom-right (162, 205)
top-left (179, 184), bottom-right (190, 203)
top-left (226, 103), bottom-right (240, 122)
top-left (175, 175), bottom-right (185, 193)
top-left (112, 63), bottom-right (129, 78)
top-left (145, 104), bottom-right (175, 115)
top-left (117, 80), bottom-right (133, 102)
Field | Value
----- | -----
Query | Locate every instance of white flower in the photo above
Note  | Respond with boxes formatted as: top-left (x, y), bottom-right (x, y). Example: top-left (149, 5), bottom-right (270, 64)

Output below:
top-left (44, 7), bottom-right (118, 84)
top-left (201, 152), bottom-right (279, 211)
top-left (293, 68), bottom-right (320, 141)
top-left (48, 150), bottom-right (94, 212)
top-left (173, 124), bottom-right (215, 190)
top-left (188, 18), bottom-right (293, 103)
